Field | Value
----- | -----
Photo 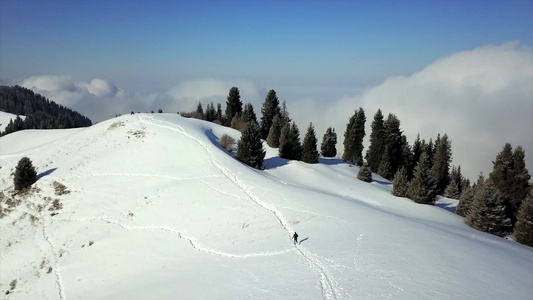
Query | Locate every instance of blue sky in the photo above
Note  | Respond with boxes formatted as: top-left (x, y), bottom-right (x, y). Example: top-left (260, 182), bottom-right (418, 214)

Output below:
top-left (1, 0), bottom-right (532, 90)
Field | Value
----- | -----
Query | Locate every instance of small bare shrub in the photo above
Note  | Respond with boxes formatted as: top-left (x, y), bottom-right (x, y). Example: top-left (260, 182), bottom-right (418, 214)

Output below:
top-left (128, 129), bottom-right (146, 138)
top-left (0, 192), bottom-right (21, 218)
top-left (29, 214), bottom-right (39, 225)
top-left (220, 134), bottom-right (236, 151)
top-left (47, 267), bottom-right (53, 274)
top-left (108, 121), bottom-right (125, 130)
top-left (48, 199), bottom-right (63, 211)
top-left (180, 111), bottom-right (205, 120)
top-left (53, 181), bottom-right (70, 195)
top-left (89, 240), bottom-right (94, 246)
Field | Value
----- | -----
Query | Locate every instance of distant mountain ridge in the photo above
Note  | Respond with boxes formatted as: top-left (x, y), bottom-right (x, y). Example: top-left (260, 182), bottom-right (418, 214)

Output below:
top-left (0, 85), bottom-right (92, 136)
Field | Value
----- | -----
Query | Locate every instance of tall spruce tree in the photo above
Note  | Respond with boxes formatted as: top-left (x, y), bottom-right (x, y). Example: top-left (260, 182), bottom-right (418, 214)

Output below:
top-left (279, 123), bottom-right (290, 156)
top-left (377, 114), bottom-right (403, 180)
top-left (489, 143), bottom-right (531, 230)
top-left (400, 135), bottom-right (412, 175)
top-left (342, 111), bottom-right (357, 163)
top-left (196, 102), bottom-right (204, 115)
top-left (236, 122), bottom-right (265, 169)
top-left (432, 133), bottom-right (452, 195)
top-left (266, 115), bottom-right (282, 148)
top-left (280, 100), bottom-right (291, 126)
top-left (259, 90), bottom-right (281, 139)
top-left (302, 123), bottom-right (319, 164)
top-left (511, 146), bottom-right (531, 223)
top-left (392, 167), bottom-right (409, 198)
top-left (205, 102), bottom-right (217, 122)
top-left (225, 87), bottom-right (243, 126)
top-left (425, 138), bottom-right (434, 169)
top-left (466, 179), bottom-right (511, 237)
top-left (14, 157), bottom-right (37, 191)
top-left (455, 165), bottom-right (464, 195)
top-left (343, 108), bottom-right (366, 166)
top-left (410, 134), bottom-right (423, 179)
top-left (216, 103), bottom-right (223, 122)
top-left (408, 151), bottom-right (437, 205)
top-left (365, 109), bottom-right (385, 172)
top-left (290, 122), bottom-right (303, 161)
top-left (279, 122), bottom-right (302, 160)
top-left (242, 103), bottom-right (258, 125)
top-left (321, 127), bottom-right (337, 158)
top-left (513, 190), bottom-right (533, 247)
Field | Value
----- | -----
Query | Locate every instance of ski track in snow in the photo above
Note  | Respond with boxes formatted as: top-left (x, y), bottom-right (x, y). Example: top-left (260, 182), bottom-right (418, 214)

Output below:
top-left (351, 233), bottom-right (404, 299)
top-left (53, 217), bottom-right (294, 258)
top-left (42, 221), bottom-right (66, 300)
top-left (141, 116), bottom-right (342, 300)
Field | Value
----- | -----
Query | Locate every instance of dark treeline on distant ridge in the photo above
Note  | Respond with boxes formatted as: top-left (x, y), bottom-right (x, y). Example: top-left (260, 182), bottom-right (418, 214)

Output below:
top-left (0, 85), bottom-right (92, 136)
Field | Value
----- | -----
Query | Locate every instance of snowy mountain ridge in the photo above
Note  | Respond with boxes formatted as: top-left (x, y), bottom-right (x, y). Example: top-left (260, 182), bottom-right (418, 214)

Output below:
top-left (0, 114), bottom-right (531, 300)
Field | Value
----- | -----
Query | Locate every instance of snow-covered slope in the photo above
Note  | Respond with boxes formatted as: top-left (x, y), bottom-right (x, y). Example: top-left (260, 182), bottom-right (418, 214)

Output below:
top-left (0, 111), bottom-right (25, 133)
top-left (0, 114), bottom-right (531, 300)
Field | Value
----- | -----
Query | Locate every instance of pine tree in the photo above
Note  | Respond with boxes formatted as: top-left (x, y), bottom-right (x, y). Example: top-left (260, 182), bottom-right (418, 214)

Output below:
top-left (302, 123), bottom-right (319, 164)
top-left (425, 138), bottom-right (434, 169)
top-left (342, 111), bottom-right (357, 163)
top-left (259, 90), bottom-right (281, 139)
top-left (410, 134), bottom-right (423, 179)
top-left (196, 102), bottom-right (204, 115)
top-left (455, 165), bottom-right (464, 195)
top-left (236, 122), bottom-right (265, 169)
top-left (280, 100), bottom-right (291, 126)
top-left (279, 123), bottom-right (290, 157)
top-left (343, 108), bottom-right (365, 166)
top-left (365, 109), bottom-right (385, 172)
top-left (242, 103), bottom-right (258, 125)
top-left (513, 190), bottom-right (533, 247)
top-left (466, 179), bottom-right (511, 237)
top-left (444, 180), bottom-right (461, 199)
top-left (14, 157), bottom-right (37, 191)
top-left (408, 152), bottom-right (437, 205)
top-left (392, 167), bottom-right (409, 197)
top-left (320, 127), bottom-right (337, 158)
top-left (432, 133), bottom-right (452, 195)
top-left (456, 185), bottom-right (475, 217)
top-left (205, 102), bottom-right (217, 122)
top-left (400, 135), bottom-right (412, 172)
top-left (225, 87), bottom-right (242, 126)
top-left (266, 115), bottom-right (282, 148)
top-left (511, 146), bottom-right (531, 224)
top-left (489, 143), bottom-right (531, 230)
top-left (216, 103), bottom-right (223, 121)
top-left (377, 113), bottom-right (403, 180)
top-left (357, 162), bottom-right (372, 182)
top-left (279, 122), bottom-right (302, 160)
top-left (290, 122), bottom-right (303, 161)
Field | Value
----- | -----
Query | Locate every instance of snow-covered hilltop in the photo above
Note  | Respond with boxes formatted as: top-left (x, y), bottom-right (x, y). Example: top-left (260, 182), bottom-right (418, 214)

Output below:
top-left (1, 114), bottom-right (531, 300)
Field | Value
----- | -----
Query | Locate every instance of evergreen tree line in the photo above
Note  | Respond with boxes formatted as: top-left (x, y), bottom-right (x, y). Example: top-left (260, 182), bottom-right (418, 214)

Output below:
top-left (349, 108), bottom-right (532, 247)
top-left (180, 87), bottom-right (337, 169)
top-left (344, 108), bottom-right (460, 205)
top-left (0, 85), bottom-right (92, 136)
top-left (455, 144), bottom-right (532, 246)
top-left (182, 87), bottom-right (532, 247)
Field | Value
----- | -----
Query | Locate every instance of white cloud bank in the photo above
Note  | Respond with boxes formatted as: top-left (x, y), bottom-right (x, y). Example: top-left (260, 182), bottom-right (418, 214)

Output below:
top-left (289, 42), bottom-right (533, 180)
top-left (14, 42), bottom-right (532, 180)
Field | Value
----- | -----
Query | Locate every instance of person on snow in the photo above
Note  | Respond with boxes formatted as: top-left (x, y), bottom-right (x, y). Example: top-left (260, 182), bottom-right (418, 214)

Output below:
top-left (293, 232), bottom-right (299, 244)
